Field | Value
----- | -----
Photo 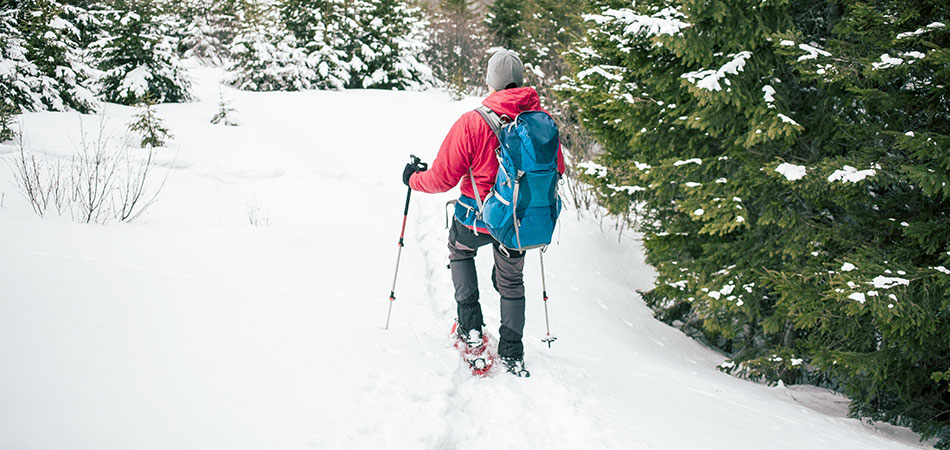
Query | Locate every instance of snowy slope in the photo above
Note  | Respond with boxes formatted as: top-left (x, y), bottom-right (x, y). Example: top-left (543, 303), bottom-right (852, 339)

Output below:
top-left (0, 66), bottom-right (936, 450)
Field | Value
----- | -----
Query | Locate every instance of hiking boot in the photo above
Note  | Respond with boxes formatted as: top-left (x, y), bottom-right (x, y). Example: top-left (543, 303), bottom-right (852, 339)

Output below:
top-left (500, 357), bottom-right (530, 377)
top-left (459, 327), bottom-right (485, 350)
top-left (452, 321), bottom-right (485, 350)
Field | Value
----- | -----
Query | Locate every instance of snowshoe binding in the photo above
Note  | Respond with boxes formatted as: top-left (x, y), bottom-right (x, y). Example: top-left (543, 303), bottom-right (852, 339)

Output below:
top-left (500, 357), bottom-right (530, 378)
top-left (450, 321), bottom-right (495, 377)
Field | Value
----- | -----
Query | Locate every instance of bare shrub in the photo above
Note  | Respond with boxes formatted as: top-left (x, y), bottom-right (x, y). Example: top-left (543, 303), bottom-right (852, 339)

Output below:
top-left (8, 118), bottom-right (169, 224)
top-left (72, 122), bottom-right (121, 223)
top-left (115, 144), bottom-right (167, 222)
top-left (11, 138), bottom-right (51, 216)
top-left (246, 198), bottom-right (270, 228)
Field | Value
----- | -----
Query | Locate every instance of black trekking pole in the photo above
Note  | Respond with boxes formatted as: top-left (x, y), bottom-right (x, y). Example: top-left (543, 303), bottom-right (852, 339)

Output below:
top-left (386, 154), bottom-right (422, 330)
top-left (540, 250), bottom-right (557, 347)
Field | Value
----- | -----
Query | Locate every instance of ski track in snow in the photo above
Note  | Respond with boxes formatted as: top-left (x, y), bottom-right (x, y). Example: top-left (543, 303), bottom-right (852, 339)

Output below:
top-left (0, 66), bottom-right (937, 450)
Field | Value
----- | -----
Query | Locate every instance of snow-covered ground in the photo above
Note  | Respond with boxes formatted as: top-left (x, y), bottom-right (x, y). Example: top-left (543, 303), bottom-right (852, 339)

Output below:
top-left (0, 67), bottom-right (936, 450)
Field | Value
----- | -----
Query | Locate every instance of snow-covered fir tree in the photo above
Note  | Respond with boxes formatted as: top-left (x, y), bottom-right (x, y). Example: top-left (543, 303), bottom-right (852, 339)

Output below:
top-left (127, 98), bottom-right (172, 148)
top-left (0, 101), bottom-right (15, 142)
top-left (224, 0), bottom-right (315, 91)
top-left (170, 0), bottom-right (238, 66)
top-left (0, 0), bottom-right (97, 112)
top-left (209, 89), bottom-right (238, 126)
top-left (277, 0), bottom-right (350, 89)
top-left (0, 7), bottom-right (41, 112)
top-left (345, 0), bottom-right (435, 90)
top-left (565, 0), bottom-right (949, 446)
top-left (227, 0), bottom-right (434, 91)
top-left (93, 0), bottom-right (192, 104)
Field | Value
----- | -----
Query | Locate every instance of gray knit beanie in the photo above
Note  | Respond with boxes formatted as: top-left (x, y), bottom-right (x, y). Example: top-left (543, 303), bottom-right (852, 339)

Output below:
top-left (485, 50), bottom-right (524, 91)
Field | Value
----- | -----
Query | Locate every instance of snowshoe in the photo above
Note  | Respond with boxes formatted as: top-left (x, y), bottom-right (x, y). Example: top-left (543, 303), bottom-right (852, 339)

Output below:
top-left (500, 357), bottom-right (530, 378)
top-left (450, 321), bottom-right (495, 377)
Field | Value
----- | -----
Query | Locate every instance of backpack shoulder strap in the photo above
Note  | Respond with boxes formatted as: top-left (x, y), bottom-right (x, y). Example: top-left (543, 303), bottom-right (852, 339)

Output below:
top-left (475, 106), bottom-right (505, 151)
top-left (466, 106), bottom-right (507, 226)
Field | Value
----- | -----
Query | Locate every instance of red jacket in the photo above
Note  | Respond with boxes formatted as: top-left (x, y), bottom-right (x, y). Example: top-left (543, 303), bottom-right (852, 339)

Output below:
top-left (409, 87), bottom-right (566, 202)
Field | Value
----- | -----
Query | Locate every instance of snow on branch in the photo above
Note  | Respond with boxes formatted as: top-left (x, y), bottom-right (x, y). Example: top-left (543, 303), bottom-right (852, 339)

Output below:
top-left (775, 163), bottom-right (807, 181)
top-left (681, 52), bottom-right (752, 92)
top-left (827, 165), bottom-right (877, 183)
top-left (762, 85), bottom-right (776, 107)
top-left (578, 161), bottom-right (609, 178)
top-left (584, 7), bottom-right (691, 37)
top-left (777, 113), bottom-right (799, 127)
top-left (576, 65), bottom-right (624, 82)
top-left (779, 40), bottom-right (832, 62)
top-left (673, 158), bottom-right (702, 166)
top-left (608, 184), bottom-right (647, 194)
top-left (871, 276), bottom-right (910, 289)
top-left (796, 44), bottom-right (831, 61)
top-left (871, 52), bottom-right (926, 70)
top-left (118, 66), bottom-right (152, 99)
top-left (896, 22), bottom-right (945, 39)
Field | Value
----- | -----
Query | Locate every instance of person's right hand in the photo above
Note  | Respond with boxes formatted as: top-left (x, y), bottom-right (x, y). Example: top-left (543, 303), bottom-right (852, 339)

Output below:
top-left (403, 160), bottom-right (428, 187)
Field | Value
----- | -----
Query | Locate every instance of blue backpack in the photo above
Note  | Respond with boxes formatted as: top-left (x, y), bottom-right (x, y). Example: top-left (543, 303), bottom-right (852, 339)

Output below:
top-left (454, 106), bottom-right (562, 251)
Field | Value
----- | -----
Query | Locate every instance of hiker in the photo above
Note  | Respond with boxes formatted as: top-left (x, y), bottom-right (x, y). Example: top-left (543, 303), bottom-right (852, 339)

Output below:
top-left (402, 50), bottom-right (565, 377)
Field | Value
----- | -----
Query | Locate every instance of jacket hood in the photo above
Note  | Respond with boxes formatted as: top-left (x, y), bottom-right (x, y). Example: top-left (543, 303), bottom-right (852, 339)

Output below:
top-left (482, 87), bottom-right (541, 118)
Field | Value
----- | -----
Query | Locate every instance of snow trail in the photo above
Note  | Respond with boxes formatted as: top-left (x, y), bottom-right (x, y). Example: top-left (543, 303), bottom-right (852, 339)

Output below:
top-left (0, 66), bottom-right (935, 450)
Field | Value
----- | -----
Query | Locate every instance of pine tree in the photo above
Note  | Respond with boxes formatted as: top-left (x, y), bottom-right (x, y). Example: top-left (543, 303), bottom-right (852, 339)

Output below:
top-left (566, 0), bottom-right (949, 445)
top-left (226, 0), bottom-right (435, 91)
top-left (224, 0), bottom-right (315, 91)
top-left (0, 7), bottom-right (41, 111)
top-left (0, 100), bottom-right (16, 142)
top-left (485, 0), bottom-right (522, 50)
top-left (94, 0), bottom-right (192, 104)
top-left (0, 0), bottom-right (97, 112)
top-left (210, 89), bottom-right (238, 126)
top-left (345, 0), bottom-right (434, 90)
top-left (128, 99), bottom-right (172, 148)
top-left (173, 0), bottom-right (238, 65)
top-left (278, 0), bottom-right (350, 89)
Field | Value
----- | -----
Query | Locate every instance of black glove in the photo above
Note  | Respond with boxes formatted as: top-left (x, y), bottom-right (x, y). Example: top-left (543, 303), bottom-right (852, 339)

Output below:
top-left (403, 160), bottom-right (428, 187)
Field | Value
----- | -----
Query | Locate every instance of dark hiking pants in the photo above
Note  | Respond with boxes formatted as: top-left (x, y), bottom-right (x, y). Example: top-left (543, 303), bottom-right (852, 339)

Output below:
top-left (448, 218), bottom-right (526, 359)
